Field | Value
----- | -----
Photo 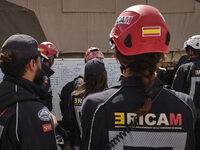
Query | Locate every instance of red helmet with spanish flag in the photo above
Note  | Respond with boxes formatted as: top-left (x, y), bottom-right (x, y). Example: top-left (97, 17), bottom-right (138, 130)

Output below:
top-left (109, 5), bottom-right (170, 56)
top-left (38, 42), bottom-right (59, 60)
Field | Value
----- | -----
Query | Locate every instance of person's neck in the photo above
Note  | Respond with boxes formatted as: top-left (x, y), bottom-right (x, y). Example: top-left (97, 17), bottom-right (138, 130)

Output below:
top-left (124, 68), bottom-right (156, 78)
top-left (22, 72), bottom-right (34, 82)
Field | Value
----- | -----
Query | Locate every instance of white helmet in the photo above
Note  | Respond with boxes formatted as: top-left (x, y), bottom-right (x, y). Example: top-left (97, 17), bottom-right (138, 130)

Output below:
top-left (184, 35), bottom-right (200, 50)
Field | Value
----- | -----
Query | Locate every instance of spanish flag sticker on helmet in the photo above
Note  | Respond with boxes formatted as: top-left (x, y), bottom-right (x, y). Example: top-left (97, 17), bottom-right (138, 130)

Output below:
top-left (142, 26), bottom-right (161, 37)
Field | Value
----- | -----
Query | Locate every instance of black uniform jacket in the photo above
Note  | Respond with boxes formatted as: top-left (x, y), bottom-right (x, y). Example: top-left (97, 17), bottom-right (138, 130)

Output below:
top-left (172, 57), bottom-right (200, 114)
top-left (42, 64), bottom-right (55, 111)
top-left (81, 76), bottom-right (196, 150)
top-left (68, 91), bottom-right (83, 148)
top-left (0, 76), bottom-right (58, 150)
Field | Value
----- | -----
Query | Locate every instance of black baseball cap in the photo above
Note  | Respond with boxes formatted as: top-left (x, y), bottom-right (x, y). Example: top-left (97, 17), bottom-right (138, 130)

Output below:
top-left (85, 58), bottom-right (105, 76)
top-left (1, 34), bottom-right (40, 60)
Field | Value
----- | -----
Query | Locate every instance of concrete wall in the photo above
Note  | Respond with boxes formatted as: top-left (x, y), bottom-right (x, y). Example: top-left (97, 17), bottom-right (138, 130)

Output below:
top-left (6, 0), bottom-right (200, 59)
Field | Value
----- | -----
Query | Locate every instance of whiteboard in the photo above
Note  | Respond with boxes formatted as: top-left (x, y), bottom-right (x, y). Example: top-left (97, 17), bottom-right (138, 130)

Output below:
top-left (51, 58), bottom-right (121, 120)
top-left (0, 58), bottom-right (122, 121)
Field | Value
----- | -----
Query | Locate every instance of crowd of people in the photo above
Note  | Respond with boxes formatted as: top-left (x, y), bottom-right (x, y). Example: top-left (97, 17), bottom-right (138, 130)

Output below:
top-left (0, 4), bottom-right (199, 150)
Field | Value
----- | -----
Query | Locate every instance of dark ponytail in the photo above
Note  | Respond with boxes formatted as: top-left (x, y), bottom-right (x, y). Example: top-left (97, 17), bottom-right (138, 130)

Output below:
top-left (114, 49), bottom-right (162, 116)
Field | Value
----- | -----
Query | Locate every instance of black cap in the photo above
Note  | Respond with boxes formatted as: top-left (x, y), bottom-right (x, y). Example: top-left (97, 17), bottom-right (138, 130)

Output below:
top-left (85, 58), bottom-right (105, 76)
top-left (1, 34), bottom-right (40, 60)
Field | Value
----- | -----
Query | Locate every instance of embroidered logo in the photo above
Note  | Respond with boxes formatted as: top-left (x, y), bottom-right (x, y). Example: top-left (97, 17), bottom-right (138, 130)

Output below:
top-left (38, 107), bottom-right (51, 122)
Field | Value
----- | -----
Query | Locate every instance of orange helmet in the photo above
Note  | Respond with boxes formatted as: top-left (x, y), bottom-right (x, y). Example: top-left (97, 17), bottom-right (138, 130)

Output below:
top-left (84, 47), bottom-right (104, 63)
top-left (38, 42), bottom-right (59, 60)
top-left (110, 5), bottom-right (170, 56)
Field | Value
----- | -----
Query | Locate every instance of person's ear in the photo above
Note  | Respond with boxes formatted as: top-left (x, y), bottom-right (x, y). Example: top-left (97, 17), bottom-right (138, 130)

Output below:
top-left (28, 59), bottom-right (37, 72)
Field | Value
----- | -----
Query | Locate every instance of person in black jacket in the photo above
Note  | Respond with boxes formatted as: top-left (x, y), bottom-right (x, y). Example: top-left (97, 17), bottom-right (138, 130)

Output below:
top-left (38, 41), bottom-right (59, 111)
top-left (59, 47), bottom-right (104, 148)
top-left (69, 58), bottom-right (108, 150)
top-left (81, 5), bottom-right (196, 150)
top-left (0, 34), bottom-right (58, 150)
top-left (172, 35), bottom-right (200, 149)
top-left (38, 42), bottom-right (66, 150)
top-left (172, 35), bottom-right (200, 104)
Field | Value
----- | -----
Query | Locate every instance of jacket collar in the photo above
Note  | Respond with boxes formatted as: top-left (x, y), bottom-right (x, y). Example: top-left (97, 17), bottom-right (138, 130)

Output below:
top-left (185, 56), bottom-right (200, 63)
top-left (42, 64), bottom-right (54, 77)
top-left (121, 75), bottom-right (163, 88)
top-left (0, 76), bottom-right (52, 111)
top-left (121, 76), bottom-right (163, 100)
top-left (4, 76), bottom-right (48, 97)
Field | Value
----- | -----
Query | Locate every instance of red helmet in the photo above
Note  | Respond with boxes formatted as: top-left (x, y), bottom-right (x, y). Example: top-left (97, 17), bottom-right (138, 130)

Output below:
top-left (38, 42), bottom-right (59, 60)
top-left (110, 5), bottom-right (170, 56)
top-left (84, 47), bottom-right (104, 63)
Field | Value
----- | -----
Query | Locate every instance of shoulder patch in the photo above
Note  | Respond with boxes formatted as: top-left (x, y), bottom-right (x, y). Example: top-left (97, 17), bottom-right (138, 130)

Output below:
top-left (42, 123), bottom-right (53, 132)
top-left (38, 107), bottom-right (51, 122)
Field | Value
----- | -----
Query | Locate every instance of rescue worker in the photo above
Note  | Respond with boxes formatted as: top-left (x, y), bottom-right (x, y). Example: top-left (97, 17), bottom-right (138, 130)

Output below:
top-left (81, 5), bottom-right (196, 150)
top-left (39, 42), bottom-right (66, 150)
top-left (73, 47), bottom-right (105, 92)
top-left (77, 46), bottom-right (105, 90)
top-left (0, 34), bottom-right (58, 150)
top-left (69, 58), bottom-right (108, 150)
top-left (172, 35), bottom-right (200, 100)
top-left (59, 47), bottom-right (104, 148)
top-left (172, 35), bottom-right (200, 149)
top-left (38, 41), bottom-right (59, 111)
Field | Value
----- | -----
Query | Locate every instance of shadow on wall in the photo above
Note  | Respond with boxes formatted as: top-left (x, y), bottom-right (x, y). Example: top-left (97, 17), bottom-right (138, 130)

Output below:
top-left (0, 0), bottom-right (47, 47)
